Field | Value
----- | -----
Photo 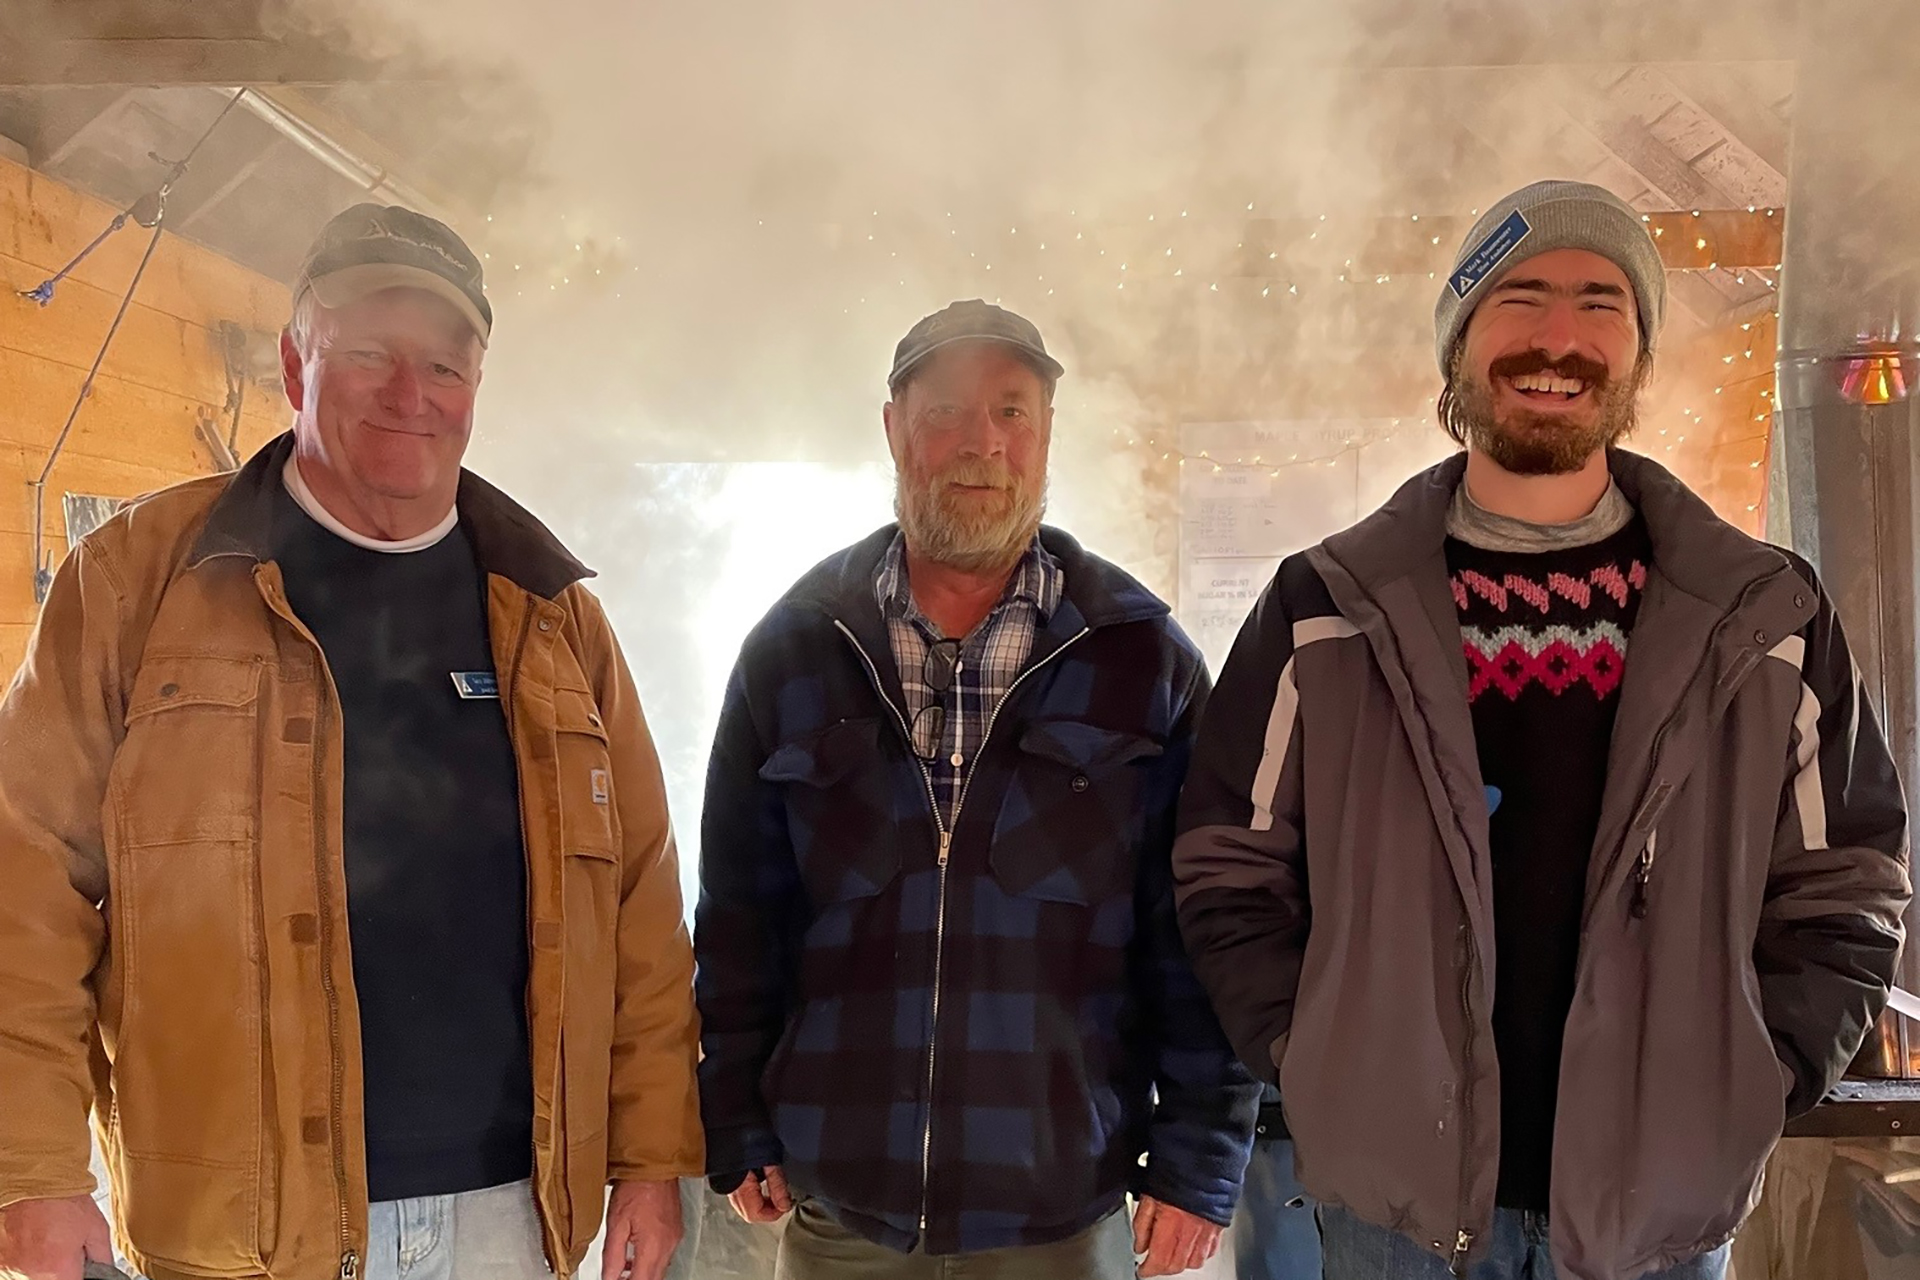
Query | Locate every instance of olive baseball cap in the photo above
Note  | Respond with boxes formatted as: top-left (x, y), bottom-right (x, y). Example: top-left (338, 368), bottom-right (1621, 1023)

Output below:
top-left (294, 203), bottom-right (492, 346)
top-left (888, 299), bottom-right (1064, 392)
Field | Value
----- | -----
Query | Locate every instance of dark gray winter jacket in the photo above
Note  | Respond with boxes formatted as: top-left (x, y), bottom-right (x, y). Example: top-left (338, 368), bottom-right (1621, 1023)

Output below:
top-left (1172, 449), bottom-right (1910, 1280)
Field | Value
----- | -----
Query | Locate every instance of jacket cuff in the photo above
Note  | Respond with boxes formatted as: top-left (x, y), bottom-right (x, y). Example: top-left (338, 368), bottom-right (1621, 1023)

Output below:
top-left (1133, 1166), bottom-right (1235, 1229)
top-left (703, 1124), bottom-right (784, 1183)
top-left (708, 1170), bottom-right (751, 1196)
top-left (605, 1158), bottom-right (706, 1184)
top-left (0, 1177), bottom-right (97, 1213)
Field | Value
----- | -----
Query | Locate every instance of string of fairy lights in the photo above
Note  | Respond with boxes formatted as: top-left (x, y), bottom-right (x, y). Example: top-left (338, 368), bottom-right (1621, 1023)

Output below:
top-left (472, 205), bottom-right (1787, 307)
top-left (1096, 304), bottom-right (1781, 475)
top-left (474, 202), bottom-right (1787, 519)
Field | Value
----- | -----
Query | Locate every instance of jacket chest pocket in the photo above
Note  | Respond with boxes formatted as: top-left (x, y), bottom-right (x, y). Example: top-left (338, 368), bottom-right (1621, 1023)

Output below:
top-left (114, 656), bottom-right (263, 848)
top-left (989, 720), bottom-right (1163, 905)
top-left (553, 689), bottom-right (617, 856)
top-left (759, 717), bottom-right (903, 906)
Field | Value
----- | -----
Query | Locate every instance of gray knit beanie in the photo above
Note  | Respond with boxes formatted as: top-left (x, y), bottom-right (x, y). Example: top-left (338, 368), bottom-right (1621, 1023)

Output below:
top-left (1433, 179), bottom-right (1667, 376)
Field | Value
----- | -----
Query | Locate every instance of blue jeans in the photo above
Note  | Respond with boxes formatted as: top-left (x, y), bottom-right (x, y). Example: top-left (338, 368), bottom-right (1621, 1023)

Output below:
top-left (1232, 1139), bottom-right (1322, 1280)
top-left (363, 1177), bottom-right (704, 1280)
top-left (362, 1180), bottom-right (557, 1280)
top-left (1318, 1205), bottom-right (1729, 1280)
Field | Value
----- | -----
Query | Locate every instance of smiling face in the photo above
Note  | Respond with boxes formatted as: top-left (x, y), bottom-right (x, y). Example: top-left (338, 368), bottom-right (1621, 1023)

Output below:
top-left (1444, 248), bottom-right (1649, 476)
top-left (281, 286), bottom-right (483, 516)
top-left (882, 340), bottom-right (1053, 574)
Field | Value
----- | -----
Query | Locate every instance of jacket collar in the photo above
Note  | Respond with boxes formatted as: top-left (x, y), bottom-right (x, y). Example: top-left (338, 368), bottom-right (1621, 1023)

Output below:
top-left (787, 523), bottom-right (1169, 712)
top-left (792, 522), bottom-right (1170, 634)
top-left (189, 432), bottom-right (594, 600)
top-left (1321, 447), bottom-right (1789, 610)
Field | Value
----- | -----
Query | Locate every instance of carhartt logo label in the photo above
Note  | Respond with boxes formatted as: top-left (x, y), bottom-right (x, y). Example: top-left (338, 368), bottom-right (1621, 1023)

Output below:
top-left (590, 769), bottom-right (610, 805)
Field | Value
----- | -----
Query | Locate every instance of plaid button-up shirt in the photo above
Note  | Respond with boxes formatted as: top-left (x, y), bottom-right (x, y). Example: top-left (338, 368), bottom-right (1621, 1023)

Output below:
top-left (874, 533), bottom-right (1064, 823)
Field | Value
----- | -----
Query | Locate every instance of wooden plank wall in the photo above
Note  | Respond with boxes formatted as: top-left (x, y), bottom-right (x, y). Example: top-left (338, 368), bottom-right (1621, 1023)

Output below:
top-left (1640, 309), bottom-right (1778, 536)
top-left (0, 153), bottom-right (290, 674)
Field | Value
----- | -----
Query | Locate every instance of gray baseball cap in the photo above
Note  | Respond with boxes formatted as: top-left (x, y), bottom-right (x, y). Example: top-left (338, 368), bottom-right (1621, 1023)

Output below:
top-left (1433, 180), bottom-right (1666, 376)
top-left (888, 299), bottom-right (1065, 392)
top-left (295, 203), bottom-right (492, 347)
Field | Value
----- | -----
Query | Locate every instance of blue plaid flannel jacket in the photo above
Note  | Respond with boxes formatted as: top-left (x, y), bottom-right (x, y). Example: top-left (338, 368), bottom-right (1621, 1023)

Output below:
top-left (695, 524), bottom-right (1258, 1255)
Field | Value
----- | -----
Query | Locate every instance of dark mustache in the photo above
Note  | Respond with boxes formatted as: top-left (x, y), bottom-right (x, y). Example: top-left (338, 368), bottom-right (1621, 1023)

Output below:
top-left (1488, 351), bottom-right (1611, 385)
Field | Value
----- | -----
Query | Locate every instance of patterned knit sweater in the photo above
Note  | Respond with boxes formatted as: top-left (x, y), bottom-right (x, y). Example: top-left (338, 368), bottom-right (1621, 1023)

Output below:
top-left (1445, 516), bottom-right (1651, 1211)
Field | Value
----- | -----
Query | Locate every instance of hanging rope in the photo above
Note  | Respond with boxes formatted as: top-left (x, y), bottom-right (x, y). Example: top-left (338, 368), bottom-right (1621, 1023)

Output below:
top-left (16, 88), bottom-right (248, 308)
top-left (26, 88), bottom-right (250, 602)
top-left (18, 213), bottom-right (131, 307)
top-left (30, 216), bottom-right (169, 601)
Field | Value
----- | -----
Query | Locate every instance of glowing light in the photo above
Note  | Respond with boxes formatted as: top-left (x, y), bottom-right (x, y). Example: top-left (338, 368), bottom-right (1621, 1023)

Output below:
top-left (1840, 345), bottom-right (1911, 405)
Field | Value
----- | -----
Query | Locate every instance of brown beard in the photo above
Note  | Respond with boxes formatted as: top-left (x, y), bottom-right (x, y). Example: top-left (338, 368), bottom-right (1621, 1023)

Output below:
top-left (1445, 348), bottom-right (1649, 477)
top-left (894, 455), bottom-right (1046, 573)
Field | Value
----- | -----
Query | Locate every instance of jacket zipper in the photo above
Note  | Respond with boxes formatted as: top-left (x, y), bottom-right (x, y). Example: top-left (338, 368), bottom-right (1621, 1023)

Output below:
top-left (1450, 1228), bottom-right (1474, 1276)
top-left (1630, 830), bottom-right (1658, 919)
top-left (1583, 576), bottom-right (1773, 933)
top-left (1451, 927), bottom-right (1477, 1276)
top-left (832, 619), bottom-right (1092, 1239)
top-left (921, 825), bottom-right (952, 1235)
top-left (497, 597), bottom-right (554, 1270)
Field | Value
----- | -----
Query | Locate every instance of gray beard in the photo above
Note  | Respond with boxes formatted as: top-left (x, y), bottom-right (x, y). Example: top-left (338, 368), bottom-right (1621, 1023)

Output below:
top-left (894, 476), bottom-right (1046, 574)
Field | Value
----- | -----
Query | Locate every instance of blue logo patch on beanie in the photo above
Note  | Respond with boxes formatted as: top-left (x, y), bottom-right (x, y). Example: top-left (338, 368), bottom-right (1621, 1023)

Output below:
top-left (1450, 210), bottom-right (1533, 299)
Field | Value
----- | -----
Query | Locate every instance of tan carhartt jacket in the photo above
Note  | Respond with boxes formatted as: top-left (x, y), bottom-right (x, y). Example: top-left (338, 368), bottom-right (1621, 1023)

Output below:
top-left (0, 434), bottom-right (702, 1280)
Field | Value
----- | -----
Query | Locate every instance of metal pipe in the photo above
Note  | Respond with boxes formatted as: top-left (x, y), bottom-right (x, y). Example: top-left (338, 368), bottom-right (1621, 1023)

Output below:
top-left (1774, 0), bottom-right (1920, 1077)
top-left (223, 86), bottom-right (445, 218)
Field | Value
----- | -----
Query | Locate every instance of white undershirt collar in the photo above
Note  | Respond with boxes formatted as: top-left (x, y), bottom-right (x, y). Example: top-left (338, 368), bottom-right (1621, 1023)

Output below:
top-left (282, 454), bottom-right (457, 554)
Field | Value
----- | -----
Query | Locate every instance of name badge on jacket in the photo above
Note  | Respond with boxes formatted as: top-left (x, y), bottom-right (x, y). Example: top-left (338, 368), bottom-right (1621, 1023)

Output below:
top-left (451, 671), bottom-right (500, 700)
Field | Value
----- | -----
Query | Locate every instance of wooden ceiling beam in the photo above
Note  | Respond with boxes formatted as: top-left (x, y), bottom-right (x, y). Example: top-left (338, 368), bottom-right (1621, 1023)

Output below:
top-left (0, 37), bottom-right (430, 87)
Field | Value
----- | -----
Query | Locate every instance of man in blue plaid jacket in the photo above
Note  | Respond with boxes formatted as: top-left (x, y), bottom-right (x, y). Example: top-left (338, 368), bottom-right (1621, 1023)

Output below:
top-left (695, 300), bottom-right (1259, 1279)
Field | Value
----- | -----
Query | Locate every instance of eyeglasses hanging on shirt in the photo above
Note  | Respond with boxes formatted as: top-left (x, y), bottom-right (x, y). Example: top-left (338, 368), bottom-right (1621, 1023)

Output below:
top-left (910, 638), bottom-right (961, 763)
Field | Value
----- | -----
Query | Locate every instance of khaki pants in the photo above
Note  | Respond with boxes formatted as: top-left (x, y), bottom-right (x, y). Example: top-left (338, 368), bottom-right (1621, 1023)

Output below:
top-left (776, 1200), bottom-right (1136, 1280)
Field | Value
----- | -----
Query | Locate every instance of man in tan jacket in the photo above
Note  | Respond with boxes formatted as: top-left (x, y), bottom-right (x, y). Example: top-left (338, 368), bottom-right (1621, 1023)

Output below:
top-left (0, 205), bottom-right (702, 1280)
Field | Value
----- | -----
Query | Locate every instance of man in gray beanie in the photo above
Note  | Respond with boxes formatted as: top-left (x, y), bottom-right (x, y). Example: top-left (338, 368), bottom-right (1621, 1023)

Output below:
top-left (1173, 179), bottom-right (1908, 1279)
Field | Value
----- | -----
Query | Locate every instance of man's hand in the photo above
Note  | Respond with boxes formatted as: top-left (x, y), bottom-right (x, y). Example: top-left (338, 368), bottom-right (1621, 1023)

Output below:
top-left (726, 1166), bottom-right (793, 1224)
top-left (0, 1195), bottom-right (114, 1280)
top-left (1132, 1197), bottom-right (1221, 1277)
top-left (601, 1180), bottom-right (682, 1280)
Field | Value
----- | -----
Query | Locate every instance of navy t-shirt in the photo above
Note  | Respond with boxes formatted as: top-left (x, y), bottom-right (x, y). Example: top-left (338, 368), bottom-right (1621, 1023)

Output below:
top-left (271, 482), bottom-right (533, 1200)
